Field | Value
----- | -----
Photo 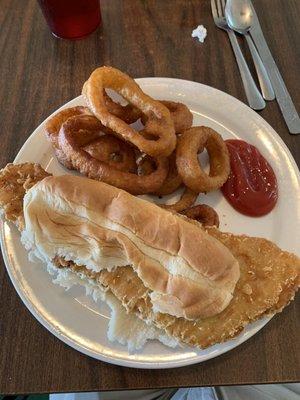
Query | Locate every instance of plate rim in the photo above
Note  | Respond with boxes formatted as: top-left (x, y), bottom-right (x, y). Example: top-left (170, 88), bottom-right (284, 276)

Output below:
top-left (2, 77), bottom-right (298, 369)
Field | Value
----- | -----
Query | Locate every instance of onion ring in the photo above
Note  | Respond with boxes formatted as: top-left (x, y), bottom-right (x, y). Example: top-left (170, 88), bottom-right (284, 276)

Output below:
top-left (135, 153), bottom-right (197, 211)
top-left (136, 153), bottom-right (156, 176)
top-left (137, 152), bottom-right (182, 196)
top-left (163, 101), bottom-right (193, 133)
top-left (45, 106), bottom-right (92, 169)
top-left (181, 204), bottom-right (220, 227)
top-left (58, 115), bottom-right (169, 195)
top-left (104, 90), bottom-right (192, 133)
top-left (83, 136), bottom-right (136, 173)
top-left (161, 101), bottom-right (193, 133)
top-left (103, 90), bottom-right (142, 124)
top-left (154, 152), bottom-right (182, 196)
top-left (160, 187), bottom-right (198, 212)
top-left (142, 100), bottom-right (193, 134)
top-left (176, 127), bottom-right (230, 193)
top-left (82, 66), bottom-right (176, 157)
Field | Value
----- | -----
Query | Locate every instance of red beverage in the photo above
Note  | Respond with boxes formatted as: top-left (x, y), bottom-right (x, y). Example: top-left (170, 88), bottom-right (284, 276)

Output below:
top-left (38, 0), bottom-right (101, 40)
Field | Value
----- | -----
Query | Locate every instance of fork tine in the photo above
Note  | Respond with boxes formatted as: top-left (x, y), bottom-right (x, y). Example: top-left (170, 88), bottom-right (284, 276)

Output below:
top-left (216, 0), bottom-right (223, 17)
top-left (210, 0), bottom-right (218, 18)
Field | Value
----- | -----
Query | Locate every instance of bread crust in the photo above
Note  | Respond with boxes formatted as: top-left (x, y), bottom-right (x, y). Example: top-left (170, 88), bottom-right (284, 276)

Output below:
top-left (23, 175), bottom-right (240, 320)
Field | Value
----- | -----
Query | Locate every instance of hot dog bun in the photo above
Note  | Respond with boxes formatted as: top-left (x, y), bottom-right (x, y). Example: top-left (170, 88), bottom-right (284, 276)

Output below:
top-left (21, 175), bottom-right (240, 320)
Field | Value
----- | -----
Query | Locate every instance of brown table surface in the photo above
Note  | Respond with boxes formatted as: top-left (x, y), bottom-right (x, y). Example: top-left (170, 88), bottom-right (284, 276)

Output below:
top-left (0, 0), bottom-right (299, 395)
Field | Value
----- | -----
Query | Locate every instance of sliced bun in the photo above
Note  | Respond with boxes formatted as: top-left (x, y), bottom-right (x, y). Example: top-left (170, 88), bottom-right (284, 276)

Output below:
top-left (22, 175), bottom-right (240, 320)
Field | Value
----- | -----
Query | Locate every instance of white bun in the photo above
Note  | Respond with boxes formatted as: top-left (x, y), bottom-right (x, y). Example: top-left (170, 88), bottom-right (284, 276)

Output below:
top-left (22, 175), bottom-right (240, 320)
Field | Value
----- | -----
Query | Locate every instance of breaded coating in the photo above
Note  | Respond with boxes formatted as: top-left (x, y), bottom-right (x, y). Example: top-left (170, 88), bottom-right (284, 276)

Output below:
top-left (55, 227), bottom-right (299, 349)
top-left (0, 163), bottom-right (299, 348)
top-left (0, 163), bottom-right (50, 230)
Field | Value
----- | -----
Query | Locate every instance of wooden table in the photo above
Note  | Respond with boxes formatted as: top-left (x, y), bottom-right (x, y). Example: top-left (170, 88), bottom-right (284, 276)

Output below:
top-left (0, 0), bottom-right (299, 395)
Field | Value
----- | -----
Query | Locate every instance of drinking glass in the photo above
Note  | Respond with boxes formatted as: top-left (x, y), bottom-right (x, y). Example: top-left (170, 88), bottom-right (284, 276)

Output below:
top-left (38, 0), bottom-right (101, 40)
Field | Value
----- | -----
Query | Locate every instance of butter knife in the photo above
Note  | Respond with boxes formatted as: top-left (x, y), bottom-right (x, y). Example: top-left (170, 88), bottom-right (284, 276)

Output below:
top-left (249, 0), bottom-right (300, 134)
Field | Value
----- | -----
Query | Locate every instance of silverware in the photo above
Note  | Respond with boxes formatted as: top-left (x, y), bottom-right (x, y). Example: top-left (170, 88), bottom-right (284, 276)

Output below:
top-left (225, 0), bottom-right (275, 101)
top-left (156, 389), bottom-right (179, 399)
top-left (213, 387), bottom-right (225, 400)
top-left (211, 0), bottom-right (265, 110)
top-left (248, 0), bottom-right (300, 134)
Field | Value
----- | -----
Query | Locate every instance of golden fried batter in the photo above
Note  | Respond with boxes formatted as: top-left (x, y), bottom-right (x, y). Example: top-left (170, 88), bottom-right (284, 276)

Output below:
top-left (53, 229), bottom-right (300, 349)
top-left (0, 163), bottom-right (299, 349)
top-left (0, 163), bottom-right (50, 230)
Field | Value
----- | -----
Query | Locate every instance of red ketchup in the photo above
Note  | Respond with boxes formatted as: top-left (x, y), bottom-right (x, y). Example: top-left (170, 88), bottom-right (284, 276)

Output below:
top-left (221, 140), bottom-right (278, 217)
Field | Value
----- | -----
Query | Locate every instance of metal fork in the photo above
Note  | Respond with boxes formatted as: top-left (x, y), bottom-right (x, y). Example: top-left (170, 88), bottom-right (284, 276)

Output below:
top-left (211, 0), bottom-right (265, 110)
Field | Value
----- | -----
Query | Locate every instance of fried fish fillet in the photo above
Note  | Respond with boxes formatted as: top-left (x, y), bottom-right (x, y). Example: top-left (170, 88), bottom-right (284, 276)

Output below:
top-left (0, 163), bottom-right (50, 230)
top-left (0, 163), bottom-right (299, 348)
top-left (57, 230), bottom-right (299, 349)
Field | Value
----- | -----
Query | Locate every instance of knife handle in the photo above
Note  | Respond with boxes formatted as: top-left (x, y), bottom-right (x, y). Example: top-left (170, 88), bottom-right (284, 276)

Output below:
top-left (251, 29), bottom-right (300, 134)
top-left (245, 34), bottom-right (275, 101)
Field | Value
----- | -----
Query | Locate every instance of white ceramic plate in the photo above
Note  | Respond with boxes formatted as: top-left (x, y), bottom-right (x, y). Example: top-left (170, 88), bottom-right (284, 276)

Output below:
top-left (1, 78), bottom-right (299, 369)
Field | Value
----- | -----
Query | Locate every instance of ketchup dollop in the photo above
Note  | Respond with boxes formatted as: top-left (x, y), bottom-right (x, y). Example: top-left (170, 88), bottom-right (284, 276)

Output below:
top-left (221, 140), bottom-right (278, 217)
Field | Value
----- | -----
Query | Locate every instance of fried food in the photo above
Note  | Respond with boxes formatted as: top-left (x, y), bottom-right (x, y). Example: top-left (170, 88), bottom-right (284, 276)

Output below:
top-left (160, 101), bottom-right (193, 133)
top-left (58, 114), bottom-right (169, 195)
top-left (24, 175), bottom-right (240, 321)
top-left (46, 106), bottom-right (137, 173)
top-left (137, 152), bottom-right (182, 196)
top-left (55, 246), bottom-right (300, 348)
top-left (0, 163), bottom-right (50, 230)
top-left (142, 100), bottom-right (193, 134)
top-left (136, 153), bottom-right (156, 176)
top-left (95, 227), bottom-right (299, 348)
top-left (82, 66), bottom-right (176, 157)
top-left (45, 69), bottom-right (227, 211)
top-left (45, 101), bottom-right (169, 194)
top-left (176, 127), bottom-right (230, 193)
top-left (181, 204), bottom-right (220, 227)
top-left (160, 187), bottom-right (198, 212)
top-left (136, 154), bottom-right (197, 212)
top-left (104, 81), bottom-right (193, 134)
top-left (45, 106), bottom-right (92, 169)
top-left (0, 164), bottom-right (299, 349)
top-left (104, 90), bottom-right (193, 134)
top-left (83, 135), bottom-right (136, 173)
top-left (103, 90), bottom-right (142, 124)
top-left (154, 152), bottom-right (182, 196)
top-left (45, 106), bottom-right (122, 169)
top-left (45, 69), bottom-right (228, 223)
